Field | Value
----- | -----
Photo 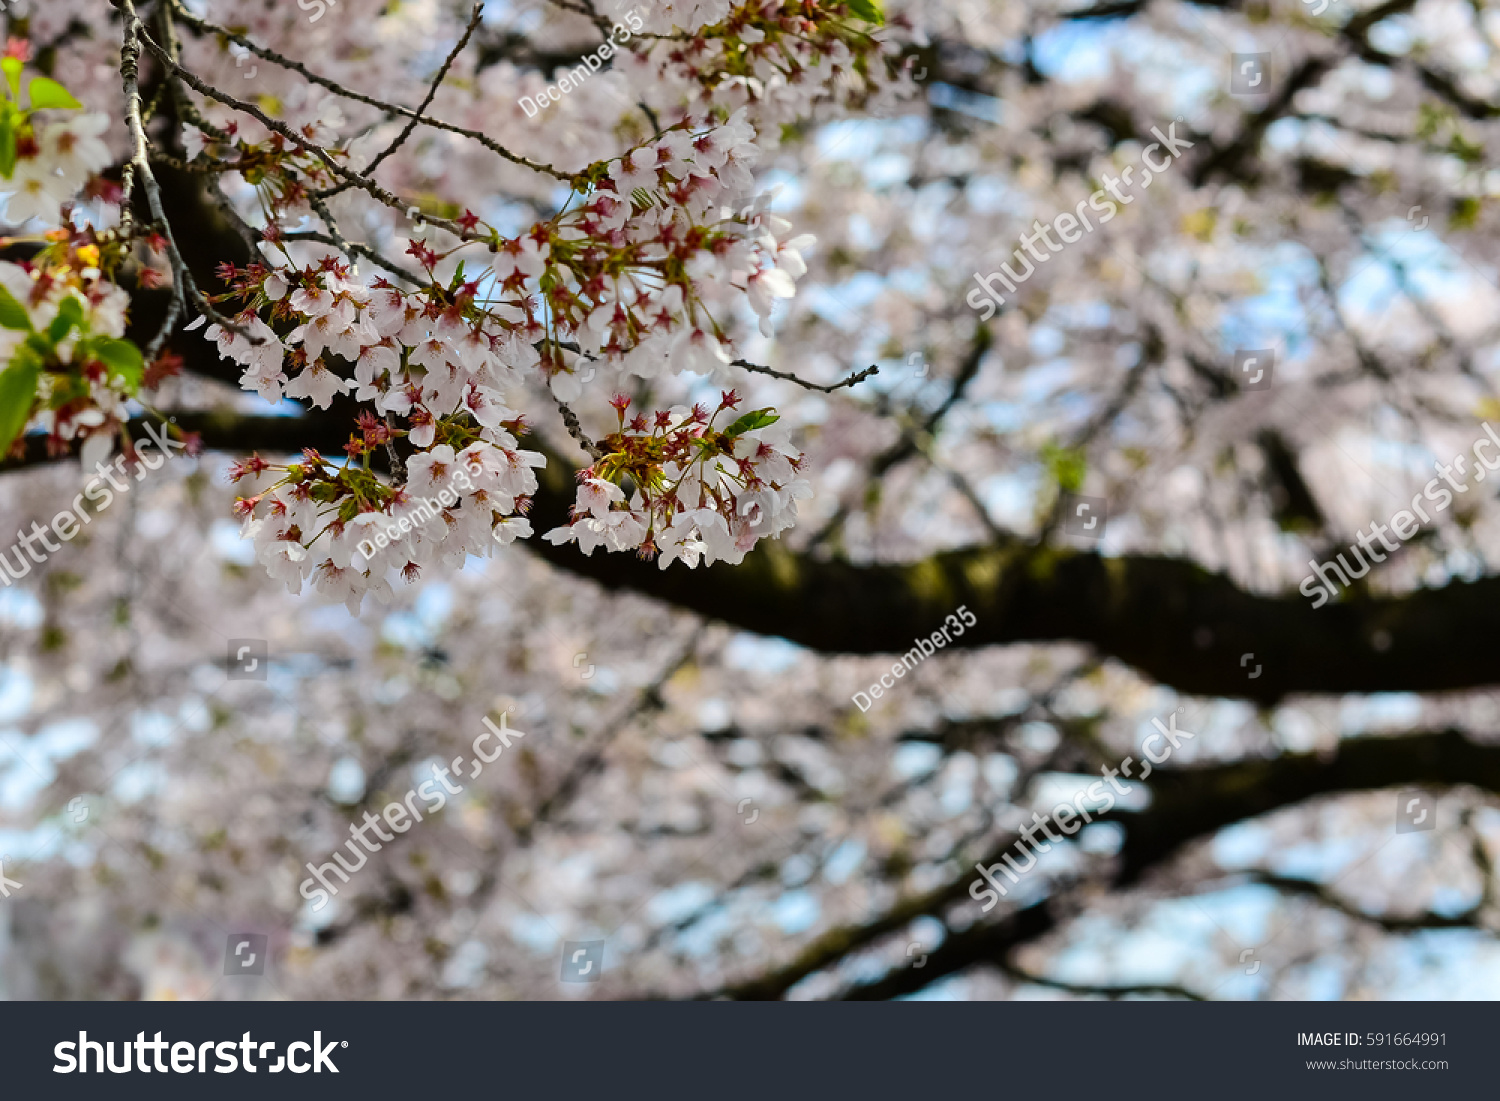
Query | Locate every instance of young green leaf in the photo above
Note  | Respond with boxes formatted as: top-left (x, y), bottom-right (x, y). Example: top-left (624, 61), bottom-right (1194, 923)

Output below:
top-left (0, 284), bottom-right (31, 331)
top-left (26, 77), bottom-right (82, 111)
top-left (0, 58), bottom-right (21, 100)
top-left (0, 114), bottom-right (16, 181)
top-left (0, 356), bottom-right (39, 456)
top-left (846, 0), bottom-right (884, 23)
top-left (1041, 442), bottom-right (1087, 493)
top-left (725, 408), bottom-right (780, 437)
top-left (46, 295), bottom-right (84, 344)
top-left (46, 373), bottom-right (87, 410)
top-left (88, 337), bottom-right (145, 394)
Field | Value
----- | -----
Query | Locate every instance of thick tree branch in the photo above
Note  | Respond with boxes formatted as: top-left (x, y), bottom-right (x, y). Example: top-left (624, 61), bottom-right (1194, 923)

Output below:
top-left (14, 136), bottom-right (1500, 705)
top-left (13, 399), bottom-right (1500, 702)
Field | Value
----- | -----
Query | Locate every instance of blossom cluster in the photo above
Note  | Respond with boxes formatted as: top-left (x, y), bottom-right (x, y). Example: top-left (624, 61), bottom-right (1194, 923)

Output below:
top-left (207, 106), bottom-right (818, 604)
top-left (544, 392), bottom-right (810, 568)
top-left (0, 48), bottom-right (112, 228)
top-left (0, 252), bottom-right (144, 463)
top-left (15, 0), bottom-right (899, 610)
top-left (0, 59), bottom-right (142, 462)
top-left (232, 435), bottom-right (545, 614)
top-left (626, 0), bottom-right (916, 136)
top-left (201, 106), bottom-right (805, 390)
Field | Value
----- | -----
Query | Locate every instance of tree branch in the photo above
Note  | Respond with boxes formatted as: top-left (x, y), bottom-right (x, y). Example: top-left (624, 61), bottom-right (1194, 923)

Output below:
top-left (112, 0), bottom-right (249, 353)
top-left (15, 398), bottom-right (1500, 702)
top-left (166, 0), bottom-right (571, 182)
top-left (729, 358), bottom-right (879, 394)
top-left (689, 727), bottom-right (1500, 999)
top-left (1248, 871), bottom-right (1483, 933)
top-left (318, 3), bottom-right (486, 198)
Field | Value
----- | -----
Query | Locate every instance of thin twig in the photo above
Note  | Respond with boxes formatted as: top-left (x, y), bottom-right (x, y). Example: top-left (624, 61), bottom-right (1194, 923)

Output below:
top-left (555, 0), bottom-right (616, 38)
top-left (729, 358), bottom-right (878, 393)
top-left (205, 174), bottom-right (262, 256)
top-left (383, 412), bottom-right (405, 479)
top-left (280, 231), bottom-right (427, 287)
top-left (555, 397), bottom-right (604, 461)
top-left (147, 149), bottom-right (240, 173)
top-left (166, 0), bottom-right (571, 182)
top-left (307, 192), bottom-right (352, 256)
top-left (321, 3), bottom-right (486, 199)
top-left (545, 339), bottom-right (877, 395)
top-left (138, 30), bottom-right (483, 243)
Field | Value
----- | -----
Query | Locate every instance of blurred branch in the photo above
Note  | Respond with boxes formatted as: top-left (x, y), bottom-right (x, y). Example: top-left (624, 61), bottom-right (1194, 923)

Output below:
top-left (1247, 871), bottom-right (1483, 932)
top-left (686, 727), bottom-right (1500, 999)
top-left (997, 961), bottom-right (1207, 1001)
top-left (808, 323), bottom-right (991, 550)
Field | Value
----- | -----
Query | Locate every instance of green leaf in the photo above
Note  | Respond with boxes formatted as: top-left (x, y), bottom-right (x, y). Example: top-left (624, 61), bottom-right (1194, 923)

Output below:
top-left (725, 408), bottom-right (780, 437)
top-left (846, 0), bottom-right (883, 23)
top-left (46, 374), bottom-right (87, 410)
top-left (88, 337), bottom-right (145, 393)
top-left (46, 296), bottom-right (84, 345)
top-left (1041, 442), bottom-right (1087, 493)
top-left (26, 77), bottom-right (82, 111)
top-left (0, 58), bottom-right (21, 99)
top-left (0, 114), bottom-right (15, 181)
top-left (0, 355), bottom-right (40, 456)
top-left (0, 284), bottom-right (31, 331)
